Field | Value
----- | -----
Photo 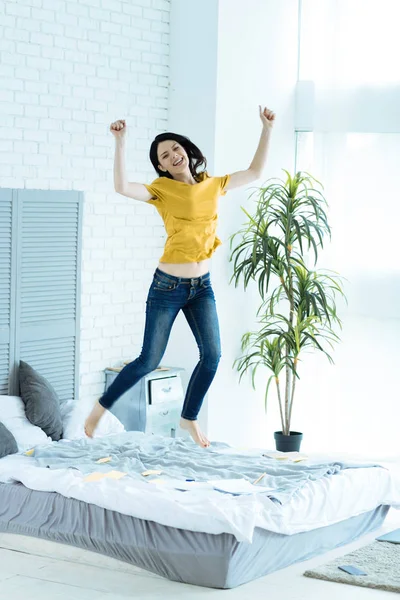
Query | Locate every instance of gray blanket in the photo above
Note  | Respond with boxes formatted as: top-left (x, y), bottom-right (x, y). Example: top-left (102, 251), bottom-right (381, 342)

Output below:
top-left (32, 432), bottom-right (378, 504)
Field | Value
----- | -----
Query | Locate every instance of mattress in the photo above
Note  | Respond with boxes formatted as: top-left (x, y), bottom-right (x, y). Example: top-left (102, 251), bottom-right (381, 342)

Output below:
top-left (0, 481), bottom-right (389, 589)
top-left (1, 434), bottom-right (399, 542)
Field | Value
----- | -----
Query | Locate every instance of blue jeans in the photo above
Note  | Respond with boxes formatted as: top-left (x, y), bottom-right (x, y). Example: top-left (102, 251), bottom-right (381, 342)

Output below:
top-left (99, 268), bottom-right (221, 421)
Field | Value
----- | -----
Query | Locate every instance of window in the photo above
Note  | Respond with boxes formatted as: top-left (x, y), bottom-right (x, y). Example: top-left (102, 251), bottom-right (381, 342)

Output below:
top-left (293, 1), bottom-right (400, 455)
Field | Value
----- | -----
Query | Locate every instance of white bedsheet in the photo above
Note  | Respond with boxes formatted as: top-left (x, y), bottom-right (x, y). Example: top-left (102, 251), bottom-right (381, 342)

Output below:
top-left (1, 451), bottom-right (399, 543)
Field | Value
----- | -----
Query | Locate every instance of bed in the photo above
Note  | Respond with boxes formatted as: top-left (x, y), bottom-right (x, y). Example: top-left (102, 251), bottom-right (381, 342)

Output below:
top-left (0, 432), bottom-right (399, 589)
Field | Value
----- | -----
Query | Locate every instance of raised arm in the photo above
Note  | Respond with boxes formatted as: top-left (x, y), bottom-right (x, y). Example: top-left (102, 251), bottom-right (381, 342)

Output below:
top-left (225, 106), bottom-right (275, 191)
top-left (110, 120), bottom-right (153, 202)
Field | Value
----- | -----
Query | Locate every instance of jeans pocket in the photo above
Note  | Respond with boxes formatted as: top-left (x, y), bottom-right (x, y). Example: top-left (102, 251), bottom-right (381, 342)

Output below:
top-left (153, 276), bottom-right (178, 292)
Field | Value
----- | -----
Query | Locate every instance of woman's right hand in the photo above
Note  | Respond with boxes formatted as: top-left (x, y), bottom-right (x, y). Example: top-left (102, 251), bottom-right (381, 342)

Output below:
top-left (110, 119), bottom-right (127, 139)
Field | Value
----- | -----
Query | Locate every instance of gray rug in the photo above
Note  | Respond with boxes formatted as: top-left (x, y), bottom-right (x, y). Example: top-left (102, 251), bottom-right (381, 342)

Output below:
top-left (304, 541), bottom-right (400, 593)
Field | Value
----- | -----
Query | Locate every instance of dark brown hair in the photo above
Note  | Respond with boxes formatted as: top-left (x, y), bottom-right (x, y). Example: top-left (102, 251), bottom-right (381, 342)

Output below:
top-left (149, 132), bottom-right (207, 180)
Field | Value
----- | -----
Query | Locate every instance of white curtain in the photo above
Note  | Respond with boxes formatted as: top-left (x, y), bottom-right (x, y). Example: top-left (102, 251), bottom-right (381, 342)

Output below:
top-left (297, 0), bottom-right (400, 133)
top-left (294, 1), bottom-right (400, 457)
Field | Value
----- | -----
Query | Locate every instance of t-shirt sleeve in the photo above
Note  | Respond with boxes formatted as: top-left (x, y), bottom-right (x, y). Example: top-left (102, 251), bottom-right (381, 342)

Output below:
top-left (144, 178), bottom-right (164, 206)
top-left (216, 174), bottom-right (231, 196)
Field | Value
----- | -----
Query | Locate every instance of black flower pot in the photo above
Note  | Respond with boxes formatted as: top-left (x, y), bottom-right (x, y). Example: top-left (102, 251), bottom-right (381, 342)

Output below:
top-left (274, 431), bottom-right (303, 452)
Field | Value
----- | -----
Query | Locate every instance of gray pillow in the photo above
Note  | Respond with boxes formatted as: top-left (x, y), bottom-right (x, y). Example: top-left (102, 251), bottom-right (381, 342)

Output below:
top-left (19, 361), bottom-right (63, 441)
top-left (0, 422), bottom-right (18, 458)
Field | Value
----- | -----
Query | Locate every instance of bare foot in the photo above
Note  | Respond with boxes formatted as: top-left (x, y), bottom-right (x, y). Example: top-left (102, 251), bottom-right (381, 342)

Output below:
top-left (84, 401), bottom-right (106, 438)
top-left (180, 418), bottom-right (210, 448)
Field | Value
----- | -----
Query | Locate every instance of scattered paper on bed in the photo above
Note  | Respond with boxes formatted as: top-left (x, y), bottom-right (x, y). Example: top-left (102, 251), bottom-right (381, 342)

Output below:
top-left (84, 470), bottom-right (127, 482)
top-left (263, 452), bottom-right (308, 462)
top-left (84, 472), bottom-right (107, 482)
top-left (107, 470), bottom-right (127, 480)
top-left (141, 469), bottom-right (162, 477)
top-left (96, 457), bottom-right (112, 464)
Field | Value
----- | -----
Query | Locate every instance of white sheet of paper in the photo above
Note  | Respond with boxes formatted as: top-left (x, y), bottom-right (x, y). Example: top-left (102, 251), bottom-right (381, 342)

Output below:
top-left (141, 469), bottom-right (162, 477)
top-left (263, 452), bottom-right (308, 462)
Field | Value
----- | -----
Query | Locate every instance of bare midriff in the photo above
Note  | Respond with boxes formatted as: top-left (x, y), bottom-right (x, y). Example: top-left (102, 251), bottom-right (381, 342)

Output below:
top-left (157, 259), bottom-right (210, 278)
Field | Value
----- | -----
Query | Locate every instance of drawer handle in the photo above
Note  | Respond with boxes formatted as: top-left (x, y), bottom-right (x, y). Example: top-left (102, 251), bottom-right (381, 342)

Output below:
top-left (161, 386), bottom-right (172, 393)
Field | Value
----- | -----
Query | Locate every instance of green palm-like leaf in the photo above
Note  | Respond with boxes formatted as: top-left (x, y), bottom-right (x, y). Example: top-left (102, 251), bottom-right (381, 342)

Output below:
top-left (229, 170), bottom-right (346, 435)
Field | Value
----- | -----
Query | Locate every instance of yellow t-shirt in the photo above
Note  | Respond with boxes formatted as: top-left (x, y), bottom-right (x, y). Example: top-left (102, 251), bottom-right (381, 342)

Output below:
top-left (144, 171), bottom-right (230, 263)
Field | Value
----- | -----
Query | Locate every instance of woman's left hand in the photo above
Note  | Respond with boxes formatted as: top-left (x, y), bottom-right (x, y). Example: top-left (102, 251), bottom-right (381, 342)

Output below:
top-left (259, 106), bottom-right (276, 130)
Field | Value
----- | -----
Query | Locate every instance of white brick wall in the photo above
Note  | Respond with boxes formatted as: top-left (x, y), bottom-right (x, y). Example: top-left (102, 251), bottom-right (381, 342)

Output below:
top-left (0, 0), bottom-right (170, 407)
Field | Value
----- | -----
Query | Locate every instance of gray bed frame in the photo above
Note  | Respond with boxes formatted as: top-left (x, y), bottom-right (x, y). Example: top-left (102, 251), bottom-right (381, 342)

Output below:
top-left (0, 481), bottom-right (388, 589)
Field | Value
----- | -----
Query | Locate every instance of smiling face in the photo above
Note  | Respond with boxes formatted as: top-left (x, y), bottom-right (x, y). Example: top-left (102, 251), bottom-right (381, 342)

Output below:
top-left (157, 140), bottom-right (190, 178)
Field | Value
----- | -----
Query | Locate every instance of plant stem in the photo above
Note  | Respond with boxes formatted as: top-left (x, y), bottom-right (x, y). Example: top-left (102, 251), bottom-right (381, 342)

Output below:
top-left (275, 377), bottom-right (285, 433)
top-left (288, 359), bottom-right (297, 433)
top-left (284, 369), bottom-right (290, 435)
top-left (284, 221), bottom-right (295, 437)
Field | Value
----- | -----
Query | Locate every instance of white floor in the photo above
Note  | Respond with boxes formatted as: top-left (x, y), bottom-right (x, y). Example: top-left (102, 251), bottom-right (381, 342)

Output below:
top-left (1, 509), bottom-right (399, 600)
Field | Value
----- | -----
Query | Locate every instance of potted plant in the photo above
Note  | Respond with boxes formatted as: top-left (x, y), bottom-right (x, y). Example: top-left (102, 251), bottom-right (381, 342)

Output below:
top-left (229, 171), bottom-right (345, 452)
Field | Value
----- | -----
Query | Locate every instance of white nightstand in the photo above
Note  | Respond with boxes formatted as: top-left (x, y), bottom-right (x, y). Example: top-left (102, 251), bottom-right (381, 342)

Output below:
top-left (104, 365), bottom-right (185, 438)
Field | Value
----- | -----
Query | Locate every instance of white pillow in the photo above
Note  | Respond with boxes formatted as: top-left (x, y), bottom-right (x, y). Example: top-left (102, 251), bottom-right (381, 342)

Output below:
top-left (0, 395), bottom-right (52, 452)
top-left (61, 399), bottom-right (125, 440)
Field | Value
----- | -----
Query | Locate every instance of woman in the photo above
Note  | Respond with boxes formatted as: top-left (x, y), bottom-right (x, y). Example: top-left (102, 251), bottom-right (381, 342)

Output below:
top-left (85, 106), bottom-right (275, 447)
